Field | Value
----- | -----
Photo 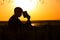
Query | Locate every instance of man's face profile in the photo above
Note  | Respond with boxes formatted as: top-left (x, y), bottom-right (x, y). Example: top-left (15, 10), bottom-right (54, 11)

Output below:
top-left (14, 7), bottom-right (23, 17)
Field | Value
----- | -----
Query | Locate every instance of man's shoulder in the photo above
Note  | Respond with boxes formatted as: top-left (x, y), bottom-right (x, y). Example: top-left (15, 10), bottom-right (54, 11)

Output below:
top-left (9, 16), bottom-right (21, 22)
top-left (9, 16), bottom-right (16, 21)
top-left (8, 16), bottom-right (15, 23)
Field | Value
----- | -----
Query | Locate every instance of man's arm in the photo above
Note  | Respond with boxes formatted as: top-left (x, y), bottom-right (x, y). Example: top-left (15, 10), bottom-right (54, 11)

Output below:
top-left (24, 15), bottom-right (33, 31)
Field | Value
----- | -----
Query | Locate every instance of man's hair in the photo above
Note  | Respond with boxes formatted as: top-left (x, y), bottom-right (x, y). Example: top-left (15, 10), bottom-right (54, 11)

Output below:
top-left (14, 7), bottom-right (23, 14)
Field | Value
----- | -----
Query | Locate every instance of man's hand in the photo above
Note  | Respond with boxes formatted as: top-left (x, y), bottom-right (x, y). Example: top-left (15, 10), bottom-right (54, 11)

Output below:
top-left (23, 11), bottom-right (30, 20)
top-left (27, 15), bottom-right (30, 21)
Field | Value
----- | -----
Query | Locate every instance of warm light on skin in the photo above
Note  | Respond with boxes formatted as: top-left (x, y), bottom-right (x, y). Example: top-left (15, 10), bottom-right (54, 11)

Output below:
top-left (13, 0), bottom-right (37, 11)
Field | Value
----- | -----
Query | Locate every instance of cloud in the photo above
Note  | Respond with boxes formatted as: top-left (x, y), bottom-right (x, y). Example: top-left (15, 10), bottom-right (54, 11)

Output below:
top-left (56, 0), bottom-right (60, 3)
top-left (39, 0), bottom-right (45, 4)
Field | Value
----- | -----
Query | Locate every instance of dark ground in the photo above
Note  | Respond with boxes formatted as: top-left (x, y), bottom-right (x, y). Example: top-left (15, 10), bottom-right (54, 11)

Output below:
top-left (0, 20), bottom-right (60, 40)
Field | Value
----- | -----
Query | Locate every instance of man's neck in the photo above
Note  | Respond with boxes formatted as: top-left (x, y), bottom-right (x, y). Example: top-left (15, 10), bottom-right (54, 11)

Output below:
top-left (13, 15), bottom-right (18, 18)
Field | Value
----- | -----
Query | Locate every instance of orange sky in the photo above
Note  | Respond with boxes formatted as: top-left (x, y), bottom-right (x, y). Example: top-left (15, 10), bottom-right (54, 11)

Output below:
top-left (0, 0), bottom-right (60, 21)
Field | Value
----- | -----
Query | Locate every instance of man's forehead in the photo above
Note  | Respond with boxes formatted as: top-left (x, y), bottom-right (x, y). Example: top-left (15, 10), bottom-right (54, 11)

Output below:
top-left (15, 7), bottom-right (23, 11)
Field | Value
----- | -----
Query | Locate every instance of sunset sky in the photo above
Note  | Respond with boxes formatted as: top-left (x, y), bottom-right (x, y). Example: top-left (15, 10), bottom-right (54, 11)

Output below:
top-left (0, 0), bottom-right (60, 21)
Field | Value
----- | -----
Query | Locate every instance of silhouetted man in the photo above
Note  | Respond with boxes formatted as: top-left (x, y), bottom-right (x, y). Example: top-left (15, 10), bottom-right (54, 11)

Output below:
top-left (8, 7), bottom-right (23, 32)
top-left (8, 7), bottom-right (32, 32)
top-left (8, 7), bottom-right (32, 40)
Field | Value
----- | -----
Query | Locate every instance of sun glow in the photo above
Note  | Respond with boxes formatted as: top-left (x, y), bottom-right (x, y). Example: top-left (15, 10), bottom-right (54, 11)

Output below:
top-left (13, 0), bottom-right (37, 11)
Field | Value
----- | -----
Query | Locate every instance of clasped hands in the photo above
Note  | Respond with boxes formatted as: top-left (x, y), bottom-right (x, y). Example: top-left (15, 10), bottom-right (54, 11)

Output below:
top-left (23, 11), bottom-right (30, 21)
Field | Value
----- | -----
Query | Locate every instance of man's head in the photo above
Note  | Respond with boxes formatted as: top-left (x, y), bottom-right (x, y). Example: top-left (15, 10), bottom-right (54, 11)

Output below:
top-left (14, 7), bottom-right (23, 17)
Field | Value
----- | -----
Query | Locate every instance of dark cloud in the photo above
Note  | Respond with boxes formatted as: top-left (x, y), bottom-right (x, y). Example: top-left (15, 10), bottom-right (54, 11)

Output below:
top-left (39, 0), bottom-right (45, 4)
top-left (3, 0), bottom-right (4, 2)
top-left (0, 0), bottom-right (4, 5)
top-left (0, 0), bottom-right (13, 5)
top-left (56, 0), bottom-right (60, 3)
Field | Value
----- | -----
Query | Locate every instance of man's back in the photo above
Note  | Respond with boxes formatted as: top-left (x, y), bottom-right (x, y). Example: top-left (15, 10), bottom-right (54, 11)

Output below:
top-left (8, 15), bottom-right (23, 32)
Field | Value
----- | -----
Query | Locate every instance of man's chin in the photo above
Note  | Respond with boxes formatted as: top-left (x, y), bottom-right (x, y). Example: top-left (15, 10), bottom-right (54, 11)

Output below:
top-left (18, 16), bottom-right (20, 17)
